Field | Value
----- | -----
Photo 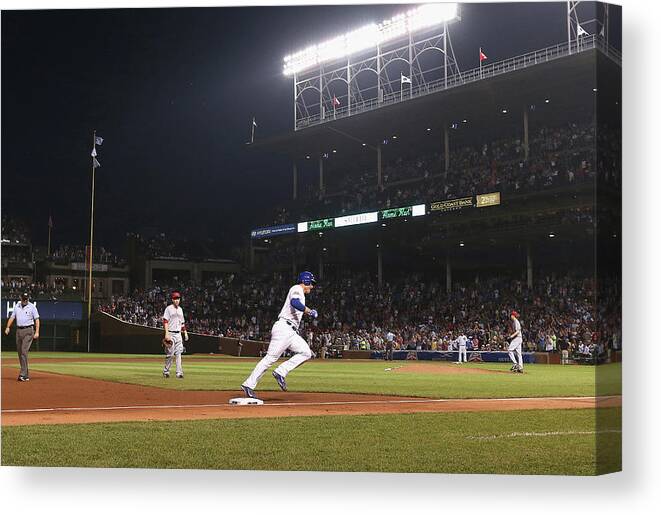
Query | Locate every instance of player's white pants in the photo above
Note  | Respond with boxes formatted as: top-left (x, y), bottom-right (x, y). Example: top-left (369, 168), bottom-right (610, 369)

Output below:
top-left (458, 345), bottom-right (467, 363)
top-left (508, 337), bottom-right (523, 368)
top-left (242, 319), bottom-right (312, 390)
top-left (164, 333), bottom-right (184, 376)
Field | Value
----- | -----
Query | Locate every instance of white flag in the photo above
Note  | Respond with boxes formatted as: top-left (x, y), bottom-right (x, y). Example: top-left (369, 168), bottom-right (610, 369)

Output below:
top-left (577, 24), bottom-right (589, 37)
top-left (401, 73), bottom-right (412, 84)
top-left (93, 157), bottom-right (101, 168)
top-left (95, 136), bottom-right (104, 146)
top-left (91, 147), bottom-right (97, 157)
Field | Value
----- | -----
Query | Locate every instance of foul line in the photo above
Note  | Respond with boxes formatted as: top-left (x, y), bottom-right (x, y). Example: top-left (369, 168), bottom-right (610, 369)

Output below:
top-left (1, 395), bottom-right (619, 415)
top-left (466, 429), bottom-right (622, 440)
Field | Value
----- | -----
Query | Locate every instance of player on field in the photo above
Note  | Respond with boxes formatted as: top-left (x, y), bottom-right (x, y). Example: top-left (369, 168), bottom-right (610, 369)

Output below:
top-left (455, 333), bottom-right (468, 364)
top-left (163, 291), bottom-right (188, 379)
top-left (241, 271), bottom-right (318, 398)
top-left (508, 310), bottom-right (524, 373)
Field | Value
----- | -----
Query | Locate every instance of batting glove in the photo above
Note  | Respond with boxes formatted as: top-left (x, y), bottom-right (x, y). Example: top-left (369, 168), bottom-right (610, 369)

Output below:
top-left (309, 309), bottom-right (318, 319)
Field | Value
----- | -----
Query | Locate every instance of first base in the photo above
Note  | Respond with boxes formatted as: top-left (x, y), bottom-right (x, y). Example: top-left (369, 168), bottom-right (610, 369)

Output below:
top-left (229, 397), bottom-right (264, 405)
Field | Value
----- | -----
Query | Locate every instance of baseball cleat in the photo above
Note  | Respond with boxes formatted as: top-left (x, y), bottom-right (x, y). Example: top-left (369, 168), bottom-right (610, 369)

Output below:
top-left (272, 371), bottom-right (287, 391)
top-left (163, 371), bottom-right (170, 378)
top-left (176, 374), bottom-right (184, 379)
top-left (17, 376), bottom-right (30, 382)
top-left (241, 385), bottom-right (256, 398)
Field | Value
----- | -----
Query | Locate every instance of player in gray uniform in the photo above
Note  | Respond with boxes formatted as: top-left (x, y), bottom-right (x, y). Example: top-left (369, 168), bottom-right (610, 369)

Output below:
top-left (508, 310), bottom-right (524, 373)
top-left (241, 271), bottom-right (318, 398)
top-left (163, 291), bottom-right (188, 378)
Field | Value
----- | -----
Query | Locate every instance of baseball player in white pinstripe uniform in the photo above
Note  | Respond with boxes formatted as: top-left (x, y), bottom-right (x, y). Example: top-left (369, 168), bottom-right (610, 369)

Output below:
top-left (241, 271), bottom-right (318, 398)
top-left (163, 291), bottom-right (188, 378)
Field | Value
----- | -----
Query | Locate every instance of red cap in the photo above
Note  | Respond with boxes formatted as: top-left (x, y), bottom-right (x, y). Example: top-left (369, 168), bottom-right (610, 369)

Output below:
top-left (171, 291), bottom-right (181, 300)
top-left (511, 310), bottom-right (519, 318)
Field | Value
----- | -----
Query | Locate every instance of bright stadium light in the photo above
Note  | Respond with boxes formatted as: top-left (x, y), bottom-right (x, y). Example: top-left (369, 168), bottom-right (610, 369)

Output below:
top-left (283, 3), bottom-right (459, 76)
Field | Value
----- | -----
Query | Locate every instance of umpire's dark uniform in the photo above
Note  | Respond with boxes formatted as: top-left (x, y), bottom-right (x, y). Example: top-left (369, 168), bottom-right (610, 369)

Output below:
top-left (385, 332), bottom-right (394, 361)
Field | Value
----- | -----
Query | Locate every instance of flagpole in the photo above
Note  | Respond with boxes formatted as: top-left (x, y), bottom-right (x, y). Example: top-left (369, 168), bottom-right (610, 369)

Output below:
top-left (479, 47), bottom-right (482, 79)
top-left (251, 117), bottom-right (255, 144)
top-left (400, 73), bottom-right (403, 102)
top-left (87, 130), bottom-right (96, 353)
top-left (47, 219), bottom-right (51, 257)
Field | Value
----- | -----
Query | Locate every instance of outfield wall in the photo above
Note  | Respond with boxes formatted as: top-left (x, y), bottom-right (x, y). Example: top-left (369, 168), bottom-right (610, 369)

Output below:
top-left (94, 312), bottom-right (266, 356)
top-left (369, 350), bottom-right (537, 363)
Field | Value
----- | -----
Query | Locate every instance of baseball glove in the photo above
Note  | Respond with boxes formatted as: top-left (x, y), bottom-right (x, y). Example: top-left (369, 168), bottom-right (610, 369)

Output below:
top-left (162, 337), bottom-right (173, 352)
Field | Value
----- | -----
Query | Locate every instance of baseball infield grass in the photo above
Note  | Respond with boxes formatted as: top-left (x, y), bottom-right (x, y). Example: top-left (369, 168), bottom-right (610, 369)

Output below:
top-left (13, 354), bottom-right (622, 399)
top-left (1, 407), bottom-right (621, 474)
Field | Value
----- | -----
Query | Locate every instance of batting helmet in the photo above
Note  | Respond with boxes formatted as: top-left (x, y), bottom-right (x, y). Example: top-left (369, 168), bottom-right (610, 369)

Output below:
top-left (171, 291), bottom-right (181, 300)
top-left (298, 271), bottom-right (317, 285)
top-left (511, 310), bottom-right (519, 318)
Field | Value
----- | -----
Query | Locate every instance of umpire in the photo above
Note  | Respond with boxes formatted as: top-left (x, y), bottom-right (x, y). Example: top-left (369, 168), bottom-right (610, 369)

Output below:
top-left (385, 331), bottom-right (395, 361)
top-left (4, 292), bottom-right (40, 381)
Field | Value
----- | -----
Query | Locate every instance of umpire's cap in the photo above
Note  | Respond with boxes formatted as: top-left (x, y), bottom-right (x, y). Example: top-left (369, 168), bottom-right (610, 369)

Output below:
top-left (298, 271), bottom-right (317, 286)
top-left (21, 292), bottom-right (29, 301)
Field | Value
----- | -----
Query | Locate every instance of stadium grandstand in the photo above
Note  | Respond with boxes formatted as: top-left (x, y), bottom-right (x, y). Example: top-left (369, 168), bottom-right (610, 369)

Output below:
top-left (2, 3), bottom-right (621, 365)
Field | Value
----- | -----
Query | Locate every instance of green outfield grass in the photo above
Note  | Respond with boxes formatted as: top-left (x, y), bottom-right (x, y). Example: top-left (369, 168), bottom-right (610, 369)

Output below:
top-left (5, 353), bottom-right (622, 399)
top-left (1, 407), bottom-right (621, 474)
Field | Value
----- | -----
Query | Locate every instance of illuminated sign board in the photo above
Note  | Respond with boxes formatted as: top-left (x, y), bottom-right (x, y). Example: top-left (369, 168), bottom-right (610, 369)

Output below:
top-left (380, 204), bottom-right (425, 219)
top-left (381, 207), bottom-right (412, 219)
top-left (297, 218), bottom-right (334, 233)
top-left (412, 204), bottom-right (426, 217)
top-left (308, 218), bottom-right (335, 231)
top-left (476, 192), bottom-right (501, 208)
top-left (251, 195), bottom-right (498, 239)
top-left (3, 300), bottom-right (84, 321)
top-left (251, 224), bottom-right (297, 238)
top-left (430, 197), bottom-right (473, 212)
top-left (335, 211), bottom-right (378, 228)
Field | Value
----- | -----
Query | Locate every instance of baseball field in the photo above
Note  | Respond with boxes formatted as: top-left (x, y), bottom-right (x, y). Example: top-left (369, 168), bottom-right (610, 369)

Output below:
top-left (1, 352), bottom-right (622, 475)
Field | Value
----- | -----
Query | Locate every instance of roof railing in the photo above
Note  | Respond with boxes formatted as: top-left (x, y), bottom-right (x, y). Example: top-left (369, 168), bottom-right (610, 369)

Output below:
top-left (296, 34), bottom-right (620, 130)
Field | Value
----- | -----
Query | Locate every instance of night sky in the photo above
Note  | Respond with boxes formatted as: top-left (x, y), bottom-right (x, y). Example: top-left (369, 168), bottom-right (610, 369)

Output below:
top-left (1, 2), bottom-right (621, 252)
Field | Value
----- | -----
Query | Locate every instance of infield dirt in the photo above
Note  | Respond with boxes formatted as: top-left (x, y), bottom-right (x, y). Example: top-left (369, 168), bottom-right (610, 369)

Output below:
top-left (1, 366), bottom-right (620, 426)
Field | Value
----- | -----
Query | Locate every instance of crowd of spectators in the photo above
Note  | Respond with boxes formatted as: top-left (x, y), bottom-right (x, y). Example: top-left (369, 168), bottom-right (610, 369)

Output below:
top-left (266, 119), bottom-right (609, 226)
top-left (1, 244), bottom-right (32, 265)
top-left (100, 269), bottom-right (619, 361)
top-left (1, 215), bottom-right (31, 245)
top-left (49, 244), bottom-right (126, 266)
top-left (127, 232), bottom-right (191, 259)
top-left (1, 278), bottom-right (81, 300)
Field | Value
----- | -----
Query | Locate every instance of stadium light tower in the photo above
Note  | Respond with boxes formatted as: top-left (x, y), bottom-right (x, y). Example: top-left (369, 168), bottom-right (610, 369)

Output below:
top-left (284, 3), bottom-right (462, 131)
top-left (567, 1), bottom-right (609, 54)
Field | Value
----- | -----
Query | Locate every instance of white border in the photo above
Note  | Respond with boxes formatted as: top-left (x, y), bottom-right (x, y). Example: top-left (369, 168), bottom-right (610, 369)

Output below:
top-left (2, 1), bottom-right (660, 515)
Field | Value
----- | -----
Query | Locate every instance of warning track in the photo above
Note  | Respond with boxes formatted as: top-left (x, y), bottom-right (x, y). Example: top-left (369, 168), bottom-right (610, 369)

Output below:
top-left (1, 367), bottom-right (621, 426)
